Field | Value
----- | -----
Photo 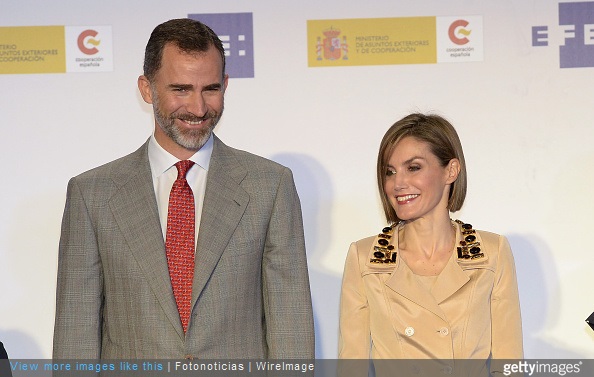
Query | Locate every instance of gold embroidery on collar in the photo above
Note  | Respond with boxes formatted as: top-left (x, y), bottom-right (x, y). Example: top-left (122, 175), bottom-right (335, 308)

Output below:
top-left (455, 219), bottom-right (485, 260)
top-left (370, 226), bottom-right (397, 264)
top-left (370, 220), bottom-right (485, 264)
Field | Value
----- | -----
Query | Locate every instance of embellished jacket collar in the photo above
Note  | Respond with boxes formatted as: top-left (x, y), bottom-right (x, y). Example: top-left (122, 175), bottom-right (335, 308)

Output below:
top-left (362, 220), bottom-right (491, 321)
top-left (367, 219), bottom-right (488, 268)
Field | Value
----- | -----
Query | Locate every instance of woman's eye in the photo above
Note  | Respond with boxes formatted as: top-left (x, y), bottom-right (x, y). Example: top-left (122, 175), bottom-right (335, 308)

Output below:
top-left (386, 169), bottom-right (396, 176)
top-left (408, 165), bottom-right (421, 172)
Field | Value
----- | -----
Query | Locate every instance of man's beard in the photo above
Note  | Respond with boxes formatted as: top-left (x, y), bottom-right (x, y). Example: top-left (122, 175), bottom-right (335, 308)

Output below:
top-left (152, 93), bottom-right (223, 151)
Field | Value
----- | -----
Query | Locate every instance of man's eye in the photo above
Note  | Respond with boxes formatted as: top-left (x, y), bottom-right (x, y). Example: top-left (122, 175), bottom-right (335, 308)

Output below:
top-left (204, 85), bottom-right (222, 92)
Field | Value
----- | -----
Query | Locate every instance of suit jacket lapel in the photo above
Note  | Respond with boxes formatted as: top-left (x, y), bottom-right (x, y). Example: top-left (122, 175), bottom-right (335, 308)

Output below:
top-left (191, 135), bottom-right (249, 306)
top-left (108, 141), bottom-right (185, 338)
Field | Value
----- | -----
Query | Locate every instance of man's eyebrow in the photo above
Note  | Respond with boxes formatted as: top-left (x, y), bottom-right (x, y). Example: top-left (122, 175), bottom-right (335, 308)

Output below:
top-left (168, 83), bottom-right (193, 90)
top-left (167, 82), bottom-right (223, 91)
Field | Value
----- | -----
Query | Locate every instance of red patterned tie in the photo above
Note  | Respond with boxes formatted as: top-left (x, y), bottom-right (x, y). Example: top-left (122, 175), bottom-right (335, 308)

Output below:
top-left (166, 160), bottom-right (195, 333)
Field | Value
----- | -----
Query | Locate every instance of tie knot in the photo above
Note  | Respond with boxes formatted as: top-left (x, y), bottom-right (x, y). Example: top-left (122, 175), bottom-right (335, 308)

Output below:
top-left (175, 160), bottom-right (194, 179)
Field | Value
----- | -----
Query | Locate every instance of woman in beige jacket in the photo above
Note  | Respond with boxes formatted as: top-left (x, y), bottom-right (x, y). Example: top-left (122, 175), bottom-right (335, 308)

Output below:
top-left (339, 113), bottom-right (523, 362)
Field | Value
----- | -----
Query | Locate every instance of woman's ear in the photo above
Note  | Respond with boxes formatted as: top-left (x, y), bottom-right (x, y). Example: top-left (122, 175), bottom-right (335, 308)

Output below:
top-left (446, 158), bottom-right (461, 184)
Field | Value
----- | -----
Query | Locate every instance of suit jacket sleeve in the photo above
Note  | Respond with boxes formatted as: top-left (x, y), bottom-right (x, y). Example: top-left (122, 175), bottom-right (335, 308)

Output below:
top-left (338, 241), bottom-right (371, 359)
top-left (490, 235), bottom-right (523, 359)
top-left (262, 167), bottom-right (315, 358)
top-left (53, 177), bottom-right (103, 358)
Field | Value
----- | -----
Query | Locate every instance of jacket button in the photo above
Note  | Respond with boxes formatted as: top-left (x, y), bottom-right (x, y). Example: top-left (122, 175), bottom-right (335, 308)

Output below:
top-left (405, 326), bottom-right (415, 337)
top-left (442, 365), bottom-right (453, 374)
top-left (439, 327), bottom-right (449, 336)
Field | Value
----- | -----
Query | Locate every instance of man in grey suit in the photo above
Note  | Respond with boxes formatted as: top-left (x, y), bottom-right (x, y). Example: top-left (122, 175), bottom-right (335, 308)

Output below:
top-left (53, 18), bottom-right (314, 359)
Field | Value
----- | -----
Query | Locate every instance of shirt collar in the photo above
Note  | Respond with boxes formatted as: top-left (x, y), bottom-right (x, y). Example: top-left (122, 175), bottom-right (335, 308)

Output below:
top-left (148, 133), bottom-right (213, 179)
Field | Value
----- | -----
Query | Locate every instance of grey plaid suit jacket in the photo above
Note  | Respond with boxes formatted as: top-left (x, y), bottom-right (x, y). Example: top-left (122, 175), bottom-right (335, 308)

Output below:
top-left (53, 135), bottom-right (314, 359)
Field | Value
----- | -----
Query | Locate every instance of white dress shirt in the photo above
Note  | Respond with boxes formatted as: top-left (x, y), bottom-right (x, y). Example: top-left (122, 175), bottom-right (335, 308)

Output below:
top-left (147, 134), bottom-right (213, 246)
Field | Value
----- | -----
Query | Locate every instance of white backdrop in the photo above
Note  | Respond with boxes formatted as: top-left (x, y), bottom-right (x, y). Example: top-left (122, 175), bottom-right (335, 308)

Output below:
top-left (1, 0), bottom-right (593, 359)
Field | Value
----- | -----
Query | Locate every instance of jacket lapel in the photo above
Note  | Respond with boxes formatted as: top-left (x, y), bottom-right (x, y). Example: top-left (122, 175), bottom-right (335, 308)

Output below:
top-left (384, 258), bottom-right (449, 321)
top-left (431, 252), bottom-right (470, 304)
top-left (433, 221), bottom-right (488, 304)
top-left (383, 221), bottom-right (472, 322)
top-left (108, 141), bottom-right (185, 338)
top-left (191, 136), bottom-right (249, 307)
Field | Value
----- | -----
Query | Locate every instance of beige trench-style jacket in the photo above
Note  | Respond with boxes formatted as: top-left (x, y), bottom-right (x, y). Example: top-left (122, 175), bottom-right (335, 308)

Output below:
top-left (339, 220), bottom-right (523, 360)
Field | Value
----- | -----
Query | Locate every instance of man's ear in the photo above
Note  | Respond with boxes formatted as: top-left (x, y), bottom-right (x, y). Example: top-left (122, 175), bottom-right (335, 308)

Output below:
top-left (222, 73), bottom-right (229, 93)
top-left (138, 75), bottom-right (153, 104)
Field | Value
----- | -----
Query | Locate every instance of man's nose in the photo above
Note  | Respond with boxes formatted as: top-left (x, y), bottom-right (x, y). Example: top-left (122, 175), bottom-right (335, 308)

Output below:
top-left (184, 93), bottom-right (207, 117)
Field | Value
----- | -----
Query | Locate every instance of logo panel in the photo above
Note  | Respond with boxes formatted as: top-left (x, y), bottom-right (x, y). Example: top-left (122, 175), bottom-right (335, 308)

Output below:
top-left (308, 17), bottom-right (437, 67)
top-left (65, 26), bottom-right (113, 72)
top-left (188, 13), bottom-right (254, 78)
top-left (559, 1), bottom-right (594, 68)
top-left (0, 26), bottom-right (65, 74)
top-left (531, 1), bottom-right (594, 68)
top-left (436, 16), bottom-right (483, 63)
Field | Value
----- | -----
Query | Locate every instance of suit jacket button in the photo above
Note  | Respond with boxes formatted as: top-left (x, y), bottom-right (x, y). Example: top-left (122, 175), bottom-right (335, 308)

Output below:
top-left (405, 326), bottom-right (415, 337)
top-left (439, 327), bottom-right (449, 336)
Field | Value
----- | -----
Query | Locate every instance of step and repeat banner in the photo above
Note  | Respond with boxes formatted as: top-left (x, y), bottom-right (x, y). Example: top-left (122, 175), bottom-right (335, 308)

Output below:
top-left (1, 0), bottom-right (593, 359)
